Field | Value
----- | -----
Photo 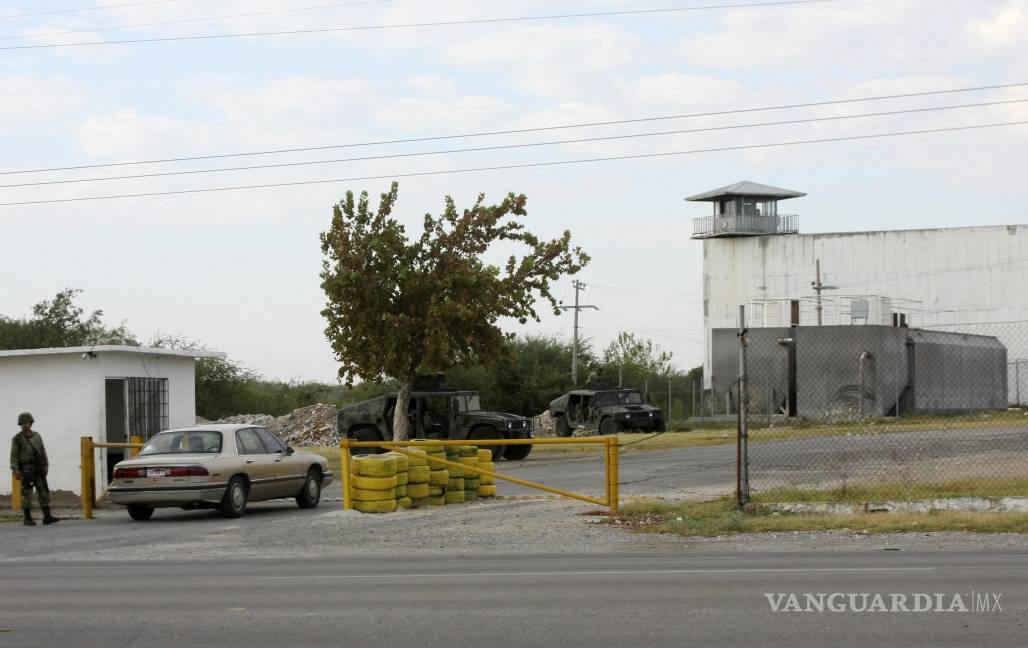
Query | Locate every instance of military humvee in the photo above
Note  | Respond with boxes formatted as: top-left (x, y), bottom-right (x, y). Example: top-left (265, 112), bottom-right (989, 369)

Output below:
top-left (337, 376), bottom-right (534, 460)
top-left (548, 387), bottom-right (665, 437)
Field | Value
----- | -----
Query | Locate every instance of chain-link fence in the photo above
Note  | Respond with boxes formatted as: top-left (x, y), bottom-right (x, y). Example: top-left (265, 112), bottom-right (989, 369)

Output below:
top-left (709, 320), bottom-right (1028, 501)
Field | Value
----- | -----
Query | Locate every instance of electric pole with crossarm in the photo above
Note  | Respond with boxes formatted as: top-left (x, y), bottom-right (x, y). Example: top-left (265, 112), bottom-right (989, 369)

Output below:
top-left (559, 279), bottom-right (598, 384)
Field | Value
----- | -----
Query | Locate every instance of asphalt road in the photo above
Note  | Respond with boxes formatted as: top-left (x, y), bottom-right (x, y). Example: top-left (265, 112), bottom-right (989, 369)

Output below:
top-left (2, 551), bottom-right (1025, 648)
top-left (497, 426), bottom-right (1028, 499)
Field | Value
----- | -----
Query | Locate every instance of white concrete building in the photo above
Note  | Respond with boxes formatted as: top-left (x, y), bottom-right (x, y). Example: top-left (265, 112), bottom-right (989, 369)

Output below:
top-left (1, 345), bottom-right (224, 497)
top-left (690, 181), bottom-right (1028, 403)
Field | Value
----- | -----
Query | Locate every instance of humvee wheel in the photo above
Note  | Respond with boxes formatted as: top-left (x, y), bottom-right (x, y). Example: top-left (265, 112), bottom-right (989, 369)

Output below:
top-left (502, 443), bottom-right (532, 461)
top-left (469, 425), bottom-right (505, 461)
top-left (351, 427), bottom-right (384, 455)
top-left (556, 416), bottom-right (572, 437)
top-left (599, 417), bottom-right (617, 437)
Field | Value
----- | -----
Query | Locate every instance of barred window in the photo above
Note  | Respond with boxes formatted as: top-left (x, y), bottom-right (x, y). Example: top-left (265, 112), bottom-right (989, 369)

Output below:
top-left (127, 377), bottom-right (169, 440)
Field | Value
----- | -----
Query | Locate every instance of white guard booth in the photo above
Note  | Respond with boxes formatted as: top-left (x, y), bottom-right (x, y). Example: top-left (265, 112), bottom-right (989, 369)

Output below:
top-left (0, 345), bottom-right (225, 498)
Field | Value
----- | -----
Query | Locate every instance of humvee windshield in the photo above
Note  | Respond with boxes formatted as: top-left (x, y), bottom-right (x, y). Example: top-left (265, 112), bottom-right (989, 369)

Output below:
top-left (594, 390), bottom-right (644, 406)
top-left (452, 393), bottom-right (482, 412)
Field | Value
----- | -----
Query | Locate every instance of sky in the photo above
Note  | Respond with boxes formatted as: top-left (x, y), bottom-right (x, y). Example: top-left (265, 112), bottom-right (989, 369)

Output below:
top-left (1, 0), bottom-right (1026, 382)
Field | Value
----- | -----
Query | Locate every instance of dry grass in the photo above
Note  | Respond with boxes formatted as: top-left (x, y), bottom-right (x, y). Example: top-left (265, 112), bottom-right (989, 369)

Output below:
top-left (613, 477), bottom-right (1028, 536)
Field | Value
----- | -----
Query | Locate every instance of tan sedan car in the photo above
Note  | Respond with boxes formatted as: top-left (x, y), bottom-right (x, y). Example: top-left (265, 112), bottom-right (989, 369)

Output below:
top-left (109, 424), bottom-right (333, 520)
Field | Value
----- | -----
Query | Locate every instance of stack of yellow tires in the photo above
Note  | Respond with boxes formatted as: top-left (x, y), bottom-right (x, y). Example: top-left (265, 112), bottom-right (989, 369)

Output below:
top-left (351, 455), bottom-right (398, 513)
top-left (457, 446), bottom-right (480, 501)
top-left (444, 445), bottom-right (466, 504)
top-left (420, 444), bottom-right (448, 506)
top-left (477, 448), bottom-right (497, 498)
top-left (383, 452), bottom-right (411, 509)
top-left (404, 449), bottom-right (431, 507)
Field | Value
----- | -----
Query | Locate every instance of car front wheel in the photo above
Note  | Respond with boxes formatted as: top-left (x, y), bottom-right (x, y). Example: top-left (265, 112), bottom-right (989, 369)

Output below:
top-left (127, 504), bottom-right (154, 521)
top-left (220, 477), bottom-right (248, 518)
top-left (296, 468), bottom-right (322, 509)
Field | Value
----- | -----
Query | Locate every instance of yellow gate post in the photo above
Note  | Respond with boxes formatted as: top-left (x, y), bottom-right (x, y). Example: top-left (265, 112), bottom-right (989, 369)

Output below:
top-left (11, 472), bottom-right (21, 510)
top-left (129, 436), bottom-right (143, 457)
top-left (608, 437), bottom-right (620, 514)
top-left (340, 438), bottom-right (352, 510)
top-left (80, 437), bottom-right (95, 520)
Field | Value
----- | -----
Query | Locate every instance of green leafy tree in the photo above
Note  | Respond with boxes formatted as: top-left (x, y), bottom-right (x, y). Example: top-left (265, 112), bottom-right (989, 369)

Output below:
top-left (0, 288), bottom-right (137, 350)
top-left (320, 182), bottom-right (589, 440)
top-left (601, 331), bottom-right (674, 387)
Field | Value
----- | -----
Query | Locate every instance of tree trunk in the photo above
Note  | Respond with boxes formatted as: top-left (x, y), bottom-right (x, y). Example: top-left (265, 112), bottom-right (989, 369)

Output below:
top-left (391, 376), bottom-right (414, 441)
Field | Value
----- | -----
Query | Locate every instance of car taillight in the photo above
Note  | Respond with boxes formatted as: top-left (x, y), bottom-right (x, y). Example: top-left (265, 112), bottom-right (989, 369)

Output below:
top-left (113, 467), bottom-right (147, 479)
top-left (166, 466), bottom-right (210, 477)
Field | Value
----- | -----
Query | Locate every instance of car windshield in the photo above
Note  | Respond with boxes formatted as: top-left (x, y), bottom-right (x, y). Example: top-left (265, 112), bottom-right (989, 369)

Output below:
top-left (453, 393), bottom-right (481, 412)
top-left (595, 390), bottom-right (643, 406)
top-left (138, 430), bottom-right (223, 456)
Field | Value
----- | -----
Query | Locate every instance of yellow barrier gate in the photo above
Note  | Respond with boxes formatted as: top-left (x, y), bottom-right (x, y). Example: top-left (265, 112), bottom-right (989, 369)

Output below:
top-left (341, 436), bottom-right (620, 513)
top-left (80, 436), bottom-right (144, 520)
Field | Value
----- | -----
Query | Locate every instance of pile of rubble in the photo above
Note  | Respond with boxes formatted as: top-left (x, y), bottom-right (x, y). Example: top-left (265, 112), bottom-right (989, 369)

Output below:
top-left (199, 403), bottom-right (339, 447)
top-left (531, 410), bottom-right (557, 437)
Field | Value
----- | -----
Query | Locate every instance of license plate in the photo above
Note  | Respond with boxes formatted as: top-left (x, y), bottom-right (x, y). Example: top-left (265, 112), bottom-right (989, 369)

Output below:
top-left (147, 468), bottom-right (166, 478)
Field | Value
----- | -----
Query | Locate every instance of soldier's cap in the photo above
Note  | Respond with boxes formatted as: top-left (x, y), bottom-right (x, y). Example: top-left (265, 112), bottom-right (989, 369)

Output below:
top-left (18, 412), bottom-right (34, 425)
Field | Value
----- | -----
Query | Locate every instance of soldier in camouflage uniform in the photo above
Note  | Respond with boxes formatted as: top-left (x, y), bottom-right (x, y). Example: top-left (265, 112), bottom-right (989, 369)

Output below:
top-left (10, 413), bottom-right (59, 526)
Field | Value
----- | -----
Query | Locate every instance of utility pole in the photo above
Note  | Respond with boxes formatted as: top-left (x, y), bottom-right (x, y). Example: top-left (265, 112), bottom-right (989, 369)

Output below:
top-left (559, 279), bottom-right (598, 384)
top-left (811, 258), bottom-right (837, 326)
top-left (737, 305), bottom-right (750, 508)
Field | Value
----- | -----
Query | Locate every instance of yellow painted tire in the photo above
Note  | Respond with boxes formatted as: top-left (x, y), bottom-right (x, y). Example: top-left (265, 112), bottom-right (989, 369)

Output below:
top-left (429, 469), bottom-right (449, 486)
top-left (445, 490), bottom-right (465, 504)
top-left (465, 490), bottom-right (478, 501)
top-left (395, 472), bottom-right (409, 486)
top-left (404, 449), bottom-right (430, 467)
top-left (395, 485), bottom-right (407, 497)
top-left (428, 487), bottom-right (443, 497)
top-left (479, 484), bottom-right (497, 497)
top-left (457, 446), bottom-right (478, 457)
top-left (457, 456), bottom-right (478, 468)
top-left (406, 483), bottom-right (430, 499)
top-left (383, 452), bottom-right (409, 472)
top-left (479, 462), bottom-right (495, 485)
top-left (352, 455), bottom-right (397, 477)
top-left (407, 466), bottom-right (431, 484)
top-left (414, 443), bottom-right (444, 454)
top-left (426, 496), bottom-right (446, 506)
top-left (465, 477), bottom-right (480, 490)
top-left (477, 449), bottom-right (492, 463)
top-left (409, 498), bottom-right (426, 509)
top-left (351, 487), bottom-right (396, 501)
top-left (354, 499), bottom-right (397, 514)
top-left (350, 474), bottom-right (397, 491)
top-left (447, 478), bottom-right (465, 490)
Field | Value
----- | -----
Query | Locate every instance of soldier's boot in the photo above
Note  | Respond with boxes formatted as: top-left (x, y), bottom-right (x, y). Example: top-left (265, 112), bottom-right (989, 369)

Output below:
top-left (22, 508), bottom-right (36, 526)
top-left (42, 507), bottom-right (60, 525)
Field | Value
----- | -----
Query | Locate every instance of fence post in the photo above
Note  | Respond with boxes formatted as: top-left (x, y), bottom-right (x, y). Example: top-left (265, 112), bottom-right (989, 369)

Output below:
top-left (129, 436), bottom-right (143, 457)
top-left (340, 438), bottom-right (352, 511)
top-left (608, 436), bottom-right (620, 514)
top-left (737, 305), bottom-right (750, 508)
top-left (11, 472), bottom-right (21, 510)
top-left (80, 437), bottom-right (95, 520)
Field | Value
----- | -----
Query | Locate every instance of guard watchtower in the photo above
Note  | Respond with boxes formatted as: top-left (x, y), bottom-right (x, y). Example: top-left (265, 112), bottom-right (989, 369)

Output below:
top-left (688, 180), bottom-right (804, 239)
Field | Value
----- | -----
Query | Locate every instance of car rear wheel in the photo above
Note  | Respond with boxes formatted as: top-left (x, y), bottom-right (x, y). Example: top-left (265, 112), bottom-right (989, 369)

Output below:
top-left (502, 443), bottom-right (532, 461)
top-left (469, 425), bottom-right (505, 461)
top-left (556, 416), bottom-right (572, 438)
top-left (351, 427), bottom-right (384, 455)
top-left (296, 468), bottom-right (322, 509)
top-left (126, 504), bottom-right (154, 521)
top-left (220, 476), bottom-right (248, 518)
top-left (600, 417), bottom-right (617, 437)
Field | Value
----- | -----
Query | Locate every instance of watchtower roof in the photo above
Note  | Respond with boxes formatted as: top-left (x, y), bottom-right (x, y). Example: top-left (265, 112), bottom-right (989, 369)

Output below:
top-left (685, 180), bottom-right (806, 202)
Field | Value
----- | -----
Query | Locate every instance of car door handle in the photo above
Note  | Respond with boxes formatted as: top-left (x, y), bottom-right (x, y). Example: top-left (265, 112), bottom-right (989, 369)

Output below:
top-left (245, 459), bottom-right (255, 464)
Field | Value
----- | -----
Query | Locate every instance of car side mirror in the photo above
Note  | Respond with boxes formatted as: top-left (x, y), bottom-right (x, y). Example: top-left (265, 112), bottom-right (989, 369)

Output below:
top-left (286, 446), bottom-right (295, 455)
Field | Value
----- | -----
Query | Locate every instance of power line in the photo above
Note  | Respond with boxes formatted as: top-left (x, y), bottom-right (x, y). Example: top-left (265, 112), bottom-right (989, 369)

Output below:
top-left (5, 98), bottom-right (1024, 189)
top-left (3, 82), bottom-right (1024, 177)
top-left (0, 0), bottom-right (181, 21)
top-left (2, 119), bottom-right (1025, 207)
top-left (0, 0), bottom-right (399, 41)
top-left (0, 0), bottom-right (838, 49)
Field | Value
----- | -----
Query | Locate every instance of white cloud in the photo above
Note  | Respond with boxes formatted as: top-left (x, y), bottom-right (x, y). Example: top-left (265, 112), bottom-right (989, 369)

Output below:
top-left (0, 75), bottom-right (85, 130)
